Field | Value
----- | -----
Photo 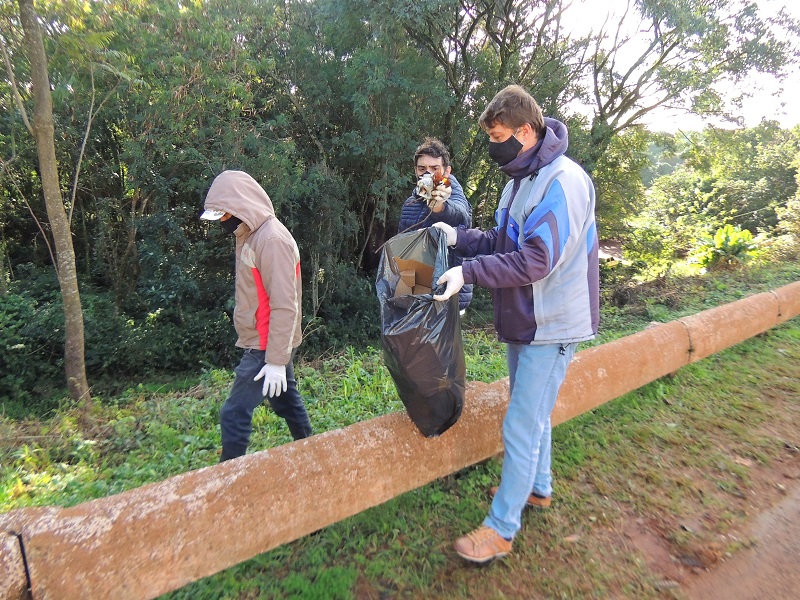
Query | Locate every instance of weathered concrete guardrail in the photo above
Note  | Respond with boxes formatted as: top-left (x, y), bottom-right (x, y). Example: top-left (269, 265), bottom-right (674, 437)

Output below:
top-left (2, 281), bottom-right (799, 600)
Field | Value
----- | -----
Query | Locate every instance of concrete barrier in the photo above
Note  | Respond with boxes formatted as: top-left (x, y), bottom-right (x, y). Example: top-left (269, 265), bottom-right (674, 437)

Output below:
top-left (2, 281), bottom-right (799, 600)
top-left (0, 381), bottom-right (509, 600)
top-left (679, 292), bottom-right (780, 362)
top-left (553, 320), bottom-right (690, 424)
top-left (0, 533), bottom-right (27, 600)
top-left (773, 281), bottom-right (800, 324)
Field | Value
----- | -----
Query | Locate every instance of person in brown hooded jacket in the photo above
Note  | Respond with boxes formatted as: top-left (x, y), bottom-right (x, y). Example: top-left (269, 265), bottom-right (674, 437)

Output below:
top-left (201, 170), bottom-right (312, 461)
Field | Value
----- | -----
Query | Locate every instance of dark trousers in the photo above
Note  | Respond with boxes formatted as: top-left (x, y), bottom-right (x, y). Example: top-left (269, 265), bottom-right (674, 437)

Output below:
top-left (219, 349), bottom-right (312, 461)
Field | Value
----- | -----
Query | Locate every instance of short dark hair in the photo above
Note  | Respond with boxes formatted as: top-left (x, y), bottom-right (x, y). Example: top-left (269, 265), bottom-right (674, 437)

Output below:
top-left (479, 85), bottom-right (545, 138)
top-left (413, 137), bottom-right (451, 169)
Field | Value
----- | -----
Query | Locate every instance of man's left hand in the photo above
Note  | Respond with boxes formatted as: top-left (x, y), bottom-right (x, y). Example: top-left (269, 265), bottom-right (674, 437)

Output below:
top-left (254, 363), bottom-right (287, 397)
top-left (428, 183), bottom-right (451, 213)
top-left (433, 266), bottom-right (464, 301)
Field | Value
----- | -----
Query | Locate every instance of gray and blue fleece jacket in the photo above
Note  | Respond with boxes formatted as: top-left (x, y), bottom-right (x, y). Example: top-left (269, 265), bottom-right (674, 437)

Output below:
top-left (456, 118), bottom-right (600, 344)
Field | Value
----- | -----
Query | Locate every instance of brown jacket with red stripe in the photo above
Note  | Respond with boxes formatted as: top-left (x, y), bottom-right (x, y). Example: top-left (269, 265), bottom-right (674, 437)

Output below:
top-left (204, 170), bottom-right (302, 366)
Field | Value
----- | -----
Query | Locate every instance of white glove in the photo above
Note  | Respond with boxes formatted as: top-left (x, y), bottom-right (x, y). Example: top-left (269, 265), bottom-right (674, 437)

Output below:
top-left (427, 184), bottom-right (452, 213)
top-left (432, 222), bottom-right (457, 246)
top-left (433, 266), bottom-right (465, 301)
top-left (254, 363), bottom-right (287, 397)
top-left (416, 173), bottom-right (435, 200)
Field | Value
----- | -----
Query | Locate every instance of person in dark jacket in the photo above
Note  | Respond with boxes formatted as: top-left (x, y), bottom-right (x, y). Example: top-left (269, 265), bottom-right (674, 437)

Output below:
top-left (398, 137), bottom-right (473, 312)
top-left (433, 85), bottom-right (599, 563)
top-left (201, 170), bottom-right (313, 461)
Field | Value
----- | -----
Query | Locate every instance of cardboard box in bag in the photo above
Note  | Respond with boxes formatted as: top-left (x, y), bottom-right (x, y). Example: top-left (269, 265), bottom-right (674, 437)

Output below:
top-left (393, 257), bottom-right (434, 297)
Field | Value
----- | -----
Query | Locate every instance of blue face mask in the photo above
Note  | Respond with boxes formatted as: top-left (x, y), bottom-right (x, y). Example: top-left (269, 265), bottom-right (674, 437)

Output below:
top-left (488, 130), bottom-right (522, 166)
top-left (221, 216), bottom-right (242, 235)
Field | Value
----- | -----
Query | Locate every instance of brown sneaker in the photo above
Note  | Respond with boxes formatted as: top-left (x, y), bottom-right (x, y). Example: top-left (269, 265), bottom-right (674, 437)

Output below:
top-left (489, 486), bottom-right (552, 509)
top-left (453, 526), bottom-right (512, 563)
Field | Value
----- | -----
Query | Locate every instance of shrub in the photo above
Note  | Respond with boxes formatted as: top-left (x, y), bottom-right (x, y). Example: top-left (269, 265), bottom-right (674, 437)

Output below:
top-left (695, 225), bottom-right (756, 271)
top-left (300, 264), bottom-right (381, 356)
top-left (0, 276), bottom-right (65, 407)
top-left (773, 195), bottom-right (800, 259)
top-left (600, 259), bottom-right (648, 307)
top-left (0, 264), bottom-right (240, 408)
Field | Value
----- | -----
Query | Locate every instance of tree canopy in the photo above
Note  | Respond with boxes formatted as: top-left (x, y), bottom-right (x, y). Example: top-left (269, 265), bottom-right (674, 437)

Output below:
top-left (1, 0), bottom-right (799, 401)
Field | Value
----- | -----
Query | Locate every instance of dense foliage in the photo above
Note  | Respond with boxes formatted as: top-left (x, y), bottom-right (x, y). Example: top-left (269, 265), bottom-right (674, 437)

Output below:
top-left (634, 122), bottom-right (800, 268)
top-left (1, 0), bottom-right (799, 403)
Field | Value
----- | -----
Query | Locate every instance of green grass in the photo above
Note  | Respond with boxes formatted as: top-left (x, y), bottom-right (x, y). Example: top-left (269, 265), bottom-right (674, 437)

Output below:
top-left (1, 260), bottom-right (799, 598)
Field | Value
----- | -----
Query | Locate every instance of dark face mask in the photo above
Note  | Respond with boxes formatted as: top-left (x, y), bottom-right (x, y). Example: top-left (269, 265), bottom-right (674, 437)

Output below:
top-left (221, 216), bottom-right (243, 235)
top-left (488, 131), bottom-right (522, 166)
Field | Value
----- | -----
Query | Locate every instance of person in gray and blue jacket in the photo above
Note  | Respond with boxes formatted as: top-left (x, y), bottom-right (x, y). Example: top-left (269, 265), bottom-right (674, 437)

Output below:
top-left (432, 85), bottom-right (600, 563)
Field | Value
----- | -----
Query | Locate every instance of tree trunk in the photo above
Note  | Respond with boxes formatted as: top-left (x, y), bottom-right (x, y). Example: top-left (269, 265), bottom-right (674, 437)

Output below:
top-left (18, 0), bottom-right (91, 403)
top-left (586, 118), bottom-right (614, 175)
top-left (0, 243), bottom-right (7, 296)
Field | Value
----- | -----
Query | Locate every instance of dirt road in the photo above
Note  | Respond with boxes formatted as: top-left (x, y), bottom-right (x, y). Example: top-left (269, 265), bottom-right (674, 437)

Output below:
top-left (682, 474), bottom-right (800, 600)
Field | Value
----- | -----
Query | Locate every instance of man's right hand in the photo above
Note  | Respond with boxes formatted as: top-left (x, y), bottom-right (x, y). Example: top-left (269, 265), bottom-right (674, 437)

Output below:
top-left (428, 184), bottom-right (451, 213)
top-left (432, 222), bottom-right (457, 246)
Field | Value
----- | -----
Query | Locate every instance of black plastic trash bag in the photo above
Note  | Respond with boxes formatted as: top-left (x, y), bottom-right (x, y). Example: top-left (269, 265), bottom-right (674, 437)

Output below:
top-left (376, 227), bottom-right (465, 437)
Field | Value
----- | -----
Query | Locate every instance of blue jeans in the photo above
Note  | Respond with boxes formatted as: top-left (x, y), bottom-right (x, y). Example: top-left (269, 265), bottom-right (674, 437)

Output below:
top-left (219, 349), bottom-right (312, 461)
top-left (484, 342), bottom-right (576, 539)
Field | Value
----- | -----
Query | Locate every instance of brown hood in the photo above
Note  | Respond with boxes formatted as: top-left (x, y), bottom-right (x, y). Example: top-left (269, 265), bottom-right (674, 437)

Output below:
top-left (204, 170), bottom-right (275, 232)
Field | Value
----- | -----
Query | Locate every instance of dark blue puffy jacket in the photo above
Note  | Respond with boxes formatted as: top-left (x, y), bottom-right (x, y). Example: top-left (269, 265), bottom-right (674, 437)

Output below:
top-left (397, 174), bottom-right (473, 311)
